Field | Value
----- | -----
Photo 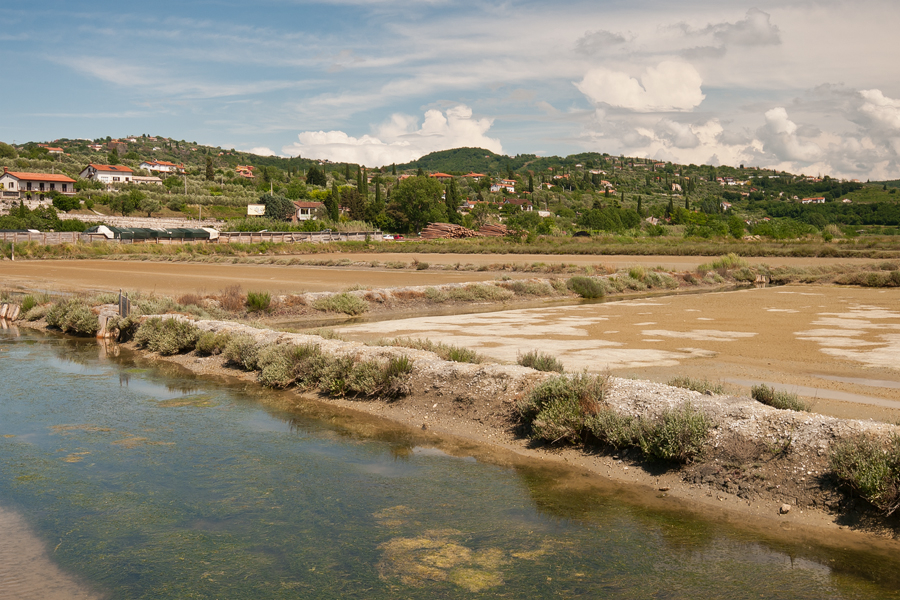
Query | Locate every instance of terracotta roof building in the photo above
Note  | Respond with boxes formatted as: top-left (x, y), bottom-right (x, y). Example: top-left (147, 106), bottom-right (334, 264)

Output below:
top-left (0, 167), bottom-right (76, 201)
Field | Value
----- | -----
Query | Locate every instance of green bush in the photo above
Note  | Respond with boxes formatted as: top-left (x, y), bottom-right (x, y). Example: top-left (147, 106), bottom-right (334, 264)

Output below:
top-left (195, 331), bottom-right (231, 356)
top-left (518, 350), bottom-right (565, 373)
top-left (644, 271), bottom-right (679, 289)
top-left (636, 403), bottom-right (710, 462)
top-left (500, 280), bottom-right (556, 296)
top-left (830, 434), bottom-right (900, 516)
top-left (246, 291), bottom-right (271, 312)
top-left (751, 384), bottom-right (810, 411)
top-left (517, 373), bottom-right (607, 443)
top-left (312, 293), bottom-right (369, 315)
top-left (699, 253), bottom-right (749, 271)
top-left (133, 317), bottom-right (201, 356)
top-left (731, 267), bottom-right (757, 283)
top-left (668, 376), bottom-right (726, 395)
top-left (449, 284), bottom-right (514, 302)
top-left (21, 295), bottom-right (37, 313)
top-left (45, 299), bottom-right (100, 336)
top-left (223, 334), bottom-right (262, 370)
top-left (567, 276), bottom-right (604, 299)
top-left (628, 265), bottom-right (646, 281)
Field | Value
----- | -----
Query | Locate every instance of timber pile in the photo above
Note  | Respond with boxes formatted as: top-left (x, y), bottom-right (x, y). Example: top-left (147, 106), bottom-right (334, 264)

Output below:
top-left (478, 224), bottom-right (508, 237)
top-left (419, 223), bottom-right (479, 239)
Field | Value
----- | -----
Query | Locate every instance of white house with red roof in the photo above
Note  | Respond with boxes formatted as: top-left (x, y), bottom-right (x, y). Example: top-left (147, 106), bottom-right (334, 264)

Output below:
top-left (79, 164), bottom-right (134, 186)
top-left (429, 172), bottom-right (453, 182)
top-left (463, 172), bottom-right (485, 181)
top-left (139, 160), bottom-right (185, 174)
top-left (0, 167), bottom-right (76, 201)
top-left (293, 200), bottom-right (324, 221)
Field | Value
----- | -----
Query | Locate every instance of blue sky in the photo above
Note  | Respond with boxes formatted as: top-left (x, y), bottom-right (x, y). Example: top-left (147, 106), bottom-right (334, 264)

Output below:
top-left (5, 0), bottom-right (900, 179)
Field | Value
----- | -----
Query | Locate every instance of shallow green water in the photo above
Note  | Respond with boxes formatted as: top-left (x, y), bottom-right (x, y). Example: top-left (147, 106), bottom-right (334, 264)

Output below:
top-left (1, 329), bottom-right (899, 599)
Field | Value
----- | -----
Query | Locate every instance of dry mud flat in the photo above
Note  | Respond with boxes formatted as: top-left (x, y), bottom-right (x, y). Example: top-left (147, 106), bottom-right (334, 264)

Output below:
top-left (337, 285), bottom-right (900, 424)
top-left (85, 315), bottom-right (899, 542)
top-left (0, 254), bottom-right (889, 296)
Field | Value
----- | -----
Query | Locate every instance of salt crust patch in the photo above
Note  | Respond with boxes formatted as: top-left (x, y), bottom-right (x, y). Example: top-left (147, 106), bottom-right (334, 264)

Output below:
top-left (796, 305), bottom-right (900, 370)
top-left (639, 329), bottom-right (757, 342)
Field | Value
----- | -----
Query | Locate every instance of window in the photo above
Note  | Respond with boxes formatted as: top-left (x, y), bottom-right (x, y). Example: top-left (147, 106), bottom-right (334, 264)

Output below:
top-left (39, 182), bottom-right (45, 191)
top-left (26, 182), bottom-right (32, 191)
top-left (62, 184), bottom-right (67, 192)
top-left (50, 183), bottom-right (55, 191)
top-left (8, 182), bottom-right (13, 189)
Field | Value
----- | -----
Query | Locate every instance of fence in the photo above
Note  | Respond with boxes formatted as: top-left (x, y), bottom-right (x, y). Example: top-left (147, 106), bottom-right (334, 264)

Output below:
top-left (0, 230), bottom-right (381, 246)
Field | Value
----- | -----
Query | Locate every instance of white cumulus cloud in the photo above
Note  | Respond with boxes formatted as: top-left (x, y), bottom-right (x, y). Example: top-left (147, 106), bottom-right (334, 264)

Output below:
top-left (758, 107), bottom-right (823, 163)
top-left (575, 61), bottom-right (705, 112)
top-left (282, 105), bottom-right (502, 165)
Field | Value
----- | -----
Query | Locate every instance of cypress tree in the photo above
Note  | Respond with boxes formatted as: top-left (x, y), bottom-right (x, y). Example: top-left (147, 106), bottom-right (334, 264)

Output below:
top-left (666, 197), bottom-right (674, 218)
top-left (684, 194), bottom-right (690, 210)
top-left (637, 195), bottom-right (643, 215)
top-left (528, 174), bottom-right (534, 193)
top-left (391, 163), bottom-right (396, 175)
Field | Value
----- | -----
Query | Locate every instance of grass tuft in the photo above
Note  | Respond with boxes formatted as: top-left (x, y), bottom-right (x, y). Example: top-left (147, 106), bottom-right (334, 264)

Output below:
top-left (246, 291), bottom-right (272, 312)
top-left (668, 376), bottom-right (726, 395)
top-left (133, 317), bottom-right (201, 356)
top-left (517, 350), bottom-right (565, 373)
top-left (312, 293), bottom-right (369, 315)
top-left (751, 384), bottom-right (811, 411)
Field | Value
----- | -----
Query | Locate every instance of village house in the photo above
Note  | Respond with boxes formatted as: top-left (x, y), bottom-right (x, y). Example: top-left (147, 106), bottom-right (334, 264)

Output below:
top-left (235, 165), bottom-right (255, 179)
top-left (293, 200), bottom-right (324, 222)
top-left (490, 181), bottom-right (515, 193)
top-left (139, 160), bottom-right (185, 174)
top-left (79, 164), bottom-right (134, 186)
top-left (429, 172), bottom-right (453, 182)
top-left (0, 167), bottom-right (76, 201)
top-left (801, 197), bottom-right (826, 204)
top-left (463, 172), bottom-right (485, 181)
top-left (88, 144), bottom-right (104, 152)
top-left (501, 198), bottom-right (533, 211)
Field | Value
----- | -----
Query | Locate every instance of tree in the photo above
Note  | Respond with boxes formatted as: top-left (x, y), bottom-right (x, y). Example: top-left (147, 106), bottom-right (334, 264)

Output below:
top-left (108, 149), bottom-right (120, 165)
top-left (528, 174), bottom-right (534, 193)
top-left (636, 195), bottom-right (643, 216)
top-left (325, 182), bottom-right (340, 221)
top-left (0, 142), bottom-right (17, 159)
top-left (342, 187), bottom-right (367, 221)
top-left (139, 194), bottom-right (161, 217)
top-left (391, 163), bottom-right (397, 175)
top-left (51, 194), bottom-right (81, 212)
top-left (306, 164), bottom-right (327, 187)
top-left (386, 176), bottom-right (446, 233)
top-left (108, 189), bottom-right (143, 216)
top-left (367, 180), bottom-right (385, 224)
top-left (470, 202), bottom-right (499, 228)
top-left (445, 178), bottom-right (461, 224)
top-left (205, 157), bottom-right (214, 181)
top-left (261, 193), bottom-right (294, 220)
top-left (164, 176), bottom-right (181, 191)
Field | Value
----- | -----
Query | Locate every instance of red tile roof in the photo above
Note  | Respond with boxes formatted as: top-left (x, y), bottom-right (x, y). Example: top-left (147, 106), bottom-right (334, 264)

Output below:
top-left (293, 201), bottom-right (325, 208)
top-left (89, 164), bottom-right (133, 173)
top-left (2, 168), bottom-right (75, 183)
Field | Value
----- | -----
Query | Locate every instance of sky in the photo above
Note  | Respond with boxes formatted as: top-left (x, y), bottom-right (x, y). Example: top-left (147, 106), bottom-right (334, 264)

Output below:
top-left (4, 0), bottom-right (900, 180)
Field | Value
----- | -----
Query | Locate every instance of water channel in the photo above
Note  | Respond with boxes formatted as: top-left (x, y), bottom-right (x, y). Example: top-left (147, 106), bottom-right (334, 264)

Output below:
top-left (2, 328), bottom-right (899, 599)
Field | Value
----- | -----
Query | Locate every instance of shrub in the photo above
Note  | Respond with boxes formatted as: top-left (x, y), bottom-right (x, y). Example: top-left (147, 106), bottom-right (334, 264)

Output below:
top-left (731, 267), bottom-right (757, 283)
top-left (501, 280), bottom-right (556, 296)
top-left (518, 350), bottom-right (565, 373)
top-left (219, 285), bottom-right (245, 312)
top-left (21, 295), bottom-right (37, 313)
top-left (178, 293), bottom-right (204, 307)
top-left (223, 334), bottom-right (261, 370)
top-left (195, 331), bottom-right (231, 356)
top-left (133, 317), bottom-right (200, 356)
top-left (449, 284), bottom-right (514, 302)
top-left (246, 291), bottom-right (272, 312)
top-left (567, 276), bottom-right (604, 299)
top-left (424, 287), bottom-right (449, 302)
top-left (668, 376), bottom-right (726, 395)
top-left (517, 373), bottom-right (607, 443)
top-left (312, 293), bottom-right (369, 315)
top-left (635, 404), bottom-right (710, 462)
top-left (644, 271), bottom-right (679, 289)
top-left (586, 409), bottom-right (640, 449)
top-left (45, 299), bottom-right (100, 336)
top-left (699, 253), bottom-right (749, 271)
top-left (415, 261), bottom-right (430, 270)
top-left (24, 304), bottom-right (50, 321)
top-left (751, 384), bottom-right (810, 411)
top-left (830, 434), bottom-right (900, 516)
top-left (628, 265), bottom-right (646, 281)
